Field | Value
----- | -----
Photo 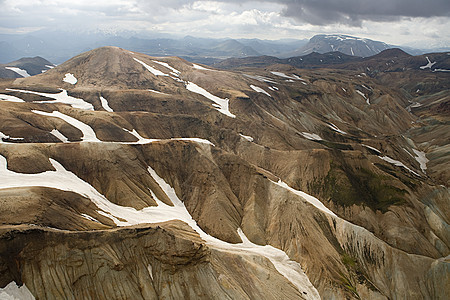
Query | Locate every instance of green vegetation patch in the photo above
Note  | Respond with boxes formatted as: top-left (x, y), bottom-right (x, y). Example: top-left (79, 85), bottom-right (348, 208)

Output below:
top-left (312, 163), bottom-right (407, 212)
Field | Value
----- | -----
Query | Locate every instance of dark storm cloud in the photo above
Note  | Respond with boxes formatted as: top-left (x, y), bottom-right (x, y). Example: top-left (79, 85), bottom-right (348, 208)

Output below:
top-left (272, 0), bottom-right (450, 25)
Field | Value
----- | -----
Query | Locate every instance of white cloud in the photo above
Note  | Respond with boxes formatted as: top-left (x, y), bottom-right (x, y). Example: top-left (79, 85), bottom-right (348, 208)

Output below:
top-left (0, 0), bottom-right (448, 47)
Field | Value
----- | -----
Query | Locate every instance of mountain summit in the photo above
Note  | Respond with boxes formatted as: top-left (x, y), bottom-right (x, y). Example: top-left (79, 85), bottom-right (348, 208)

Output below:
top-left (291, 34), bottom-right (391, 57)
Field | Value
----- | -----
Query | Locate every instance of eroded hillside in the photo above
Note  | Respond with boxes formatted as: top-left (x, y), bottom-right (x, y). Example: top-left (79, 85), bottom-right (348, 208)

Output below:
top-left (0, 46), bottom-right (448, 299)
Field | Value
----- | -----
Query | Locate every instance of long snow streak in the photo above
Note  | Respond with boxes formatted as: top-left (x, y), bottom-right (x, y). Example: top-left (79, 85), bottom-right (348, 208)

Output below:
top-left (32, 110), bottom-right (100, 142)
top-left (250, 85), bottom-right (272, 97)
top-left (379, 155), bottom-right (420, 176)
top-left (50, 129), bottom-right (69, 143)
top-left (274, 179), bottom-right (337, 217)
top-left (152, 60), bottom-right (180, 76)
top-left (100, 96), bottom-right (114, 112)
top-left (6, 88), bottom-right (94, 110)
top-left (0, 94), bottom-right (25, 102)
top-left (5, 67), bottom-right (30, 77)
top-left (133, 58), bottom-right (168, 76)
top-left (186, 82), bottom-right (235, 118)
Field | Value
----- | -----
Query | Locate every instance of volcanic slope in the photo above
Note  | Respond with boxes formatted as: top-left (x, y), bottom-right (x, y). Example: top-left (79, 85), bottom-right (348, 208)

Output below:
top-left (0, 46), bottom-right (448, 299)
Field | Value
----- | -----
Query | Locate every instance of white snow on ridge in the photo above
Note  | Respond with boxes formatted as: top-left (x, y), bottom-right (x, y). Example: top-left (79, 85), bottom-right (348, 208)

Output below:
top-left (122, 128), bottom-right (215, 146)
top-left (270, 71), bottom-right (303, 81)
top-left (133, 58), bottom-right (168, 76)
top-left (379, 156), bottom-right (420, 176)
top-left (100, 96), bottom-right (113, 112)
top-left (122, 128), bottom-right (158, 144)
top-left (328, 123), bottom-right (347, 135)
top-left (170, 137), bottom-right (215, 146)
top-left (81, 213), bottom-right (100, 223)
top-left (5, 67), bottom-right (30, 77)
top-left (0, 94), bottom-right (25, 102)
top-left (420, 57), bottom-right (436, 70)
top-left (244, 74), bottom-right (277, 84)
top-left (6, 88), bottom-right (94, 111)
top-left (356, 90), bottom-right (370, 105)
top-left (33, 110), bottom-right (100, 142)
top-left (152, 60), bottom-right (180, 76)
top-left (273, 180), bottom-right (337, 217)
top-left (250, 85), bottom-right (271, 97)
top-left (50, 129), bottom-right (69, 143)
top-left (362, 144), bottom-right (381, 154)
top-left (301, 132), bottom-right (322, 141)
top-left (433, 69), bottom-right (450, 72)
top-left (63, 73), bottom-right (77, 84)
top-left (45, 65), bottom-right (54, 69)
top-left (0, 132), bottom-right (24, 143)
top-left (148, 89), bottom-right (168, 95)
top-left (239, 134), bottom-right (254, 142)
top-left (193, 63), bottom-right (213, 71)
top-left (0, 281), bottom-right (35, 300)
top-left (186, 82), bottom-right (235, 118)
top-left (412, 149), bottom-right (428, 172)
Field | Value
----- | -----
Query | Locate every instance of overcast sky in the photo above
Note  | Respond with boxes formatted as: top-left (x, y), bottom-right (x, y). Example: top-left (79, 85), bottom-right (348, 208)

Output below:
top-left (1, 0), bottom-right (449, 47)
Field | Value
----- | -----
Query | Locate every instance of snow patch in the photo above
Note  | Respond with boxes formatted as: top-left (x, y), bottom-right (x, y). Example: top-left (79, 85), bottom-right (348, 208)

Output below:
top-left (152, 60), bottom-right (180, 76)
top-left (356, 90), bottom-right (370, 105)
top-left (0, 282), bottom-right (35, 300)
top-left (379, 156), bottom-right (420, 176)
top-left (270, 71), bottom-right (303, 81)
top-left (63, 73), bottom-right (77, 84)
top-left (273, 180), bottom-right (336, 217)
top-left (50, 129), bottom-right (69, 143)
top-left (100, 96), bottom-right (113, 112)
top-left (301, 132), bottom-right (322, 141)
top-left (33, 110), bottom-right (100, 142)
top-left (412, 149), bottom-right (428, 172)
top-left (5, 67), bottom-right (30, 77)
top-left (45, 65), bottom-right (54, 69)
top-left (186, 82), bottom-right (235, 118)
top-left (0, 132), bottom-right (23, 143)
top-left (193, 64), bottom-right (212, 71)
top-left (170, 137), bottom-right (215, 146)
top-left (148, 89), bottom-right (168, 95)
top-left (133, 58), bottom-right (168, 76)
top-left (81, 213), bottom-right (100, 223)
top-left (0, 94), bottom-right (25, 102)
top-left (6, 88), bottom-right (94, 110)
top-left (244, 74), bottom-right (277, 84)
top-left (420, 57), bottom-right (436, 70)
top-left (328, 123), bottom-right (347, 134)
top-left (250, 85), bottom-right (271, 97)
top-left (362, 144), bottom-right (381, 154)
top-left (239, 134), bottom-right (254, 142)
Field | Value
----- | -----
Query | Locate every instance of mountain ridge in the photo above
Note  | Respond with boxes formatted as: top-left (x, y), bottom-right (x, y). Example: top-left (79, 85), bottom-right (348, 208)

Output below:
top-left (0, 46), bottom-right (448, 299)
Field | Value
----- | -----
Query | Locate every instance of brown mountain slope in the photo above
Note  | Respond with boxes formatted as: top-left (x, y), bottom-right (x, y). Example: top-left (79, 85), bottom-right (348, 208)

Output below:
top-left (0, 46), bottom-right (448, 299)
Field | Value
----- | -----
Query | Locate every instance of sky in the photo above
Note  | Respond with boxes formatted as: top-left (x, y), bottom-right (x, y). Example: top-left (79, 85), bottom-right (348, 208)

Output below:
top-left (1, 0), bottom-right (450, 47)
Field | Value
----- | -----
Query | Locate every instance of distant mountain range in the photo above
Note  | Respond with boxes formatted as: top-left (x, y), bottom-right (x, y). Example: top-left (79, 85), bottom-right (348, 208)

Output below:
top-left (1, 30), bottom-right (448, 65)
top-left (214, 48), bottom-right (450, 74)
top-left (286, 34), bottom-right (391, 57)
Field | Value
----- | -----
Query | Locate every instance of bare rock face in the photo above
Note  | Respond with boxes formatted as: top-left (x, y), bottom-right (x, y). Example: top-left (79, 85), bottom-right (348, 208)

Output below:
top-left (0, 46), bottom-right (448, 299)
top-left (0, 222), bottom-right (308, 300)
